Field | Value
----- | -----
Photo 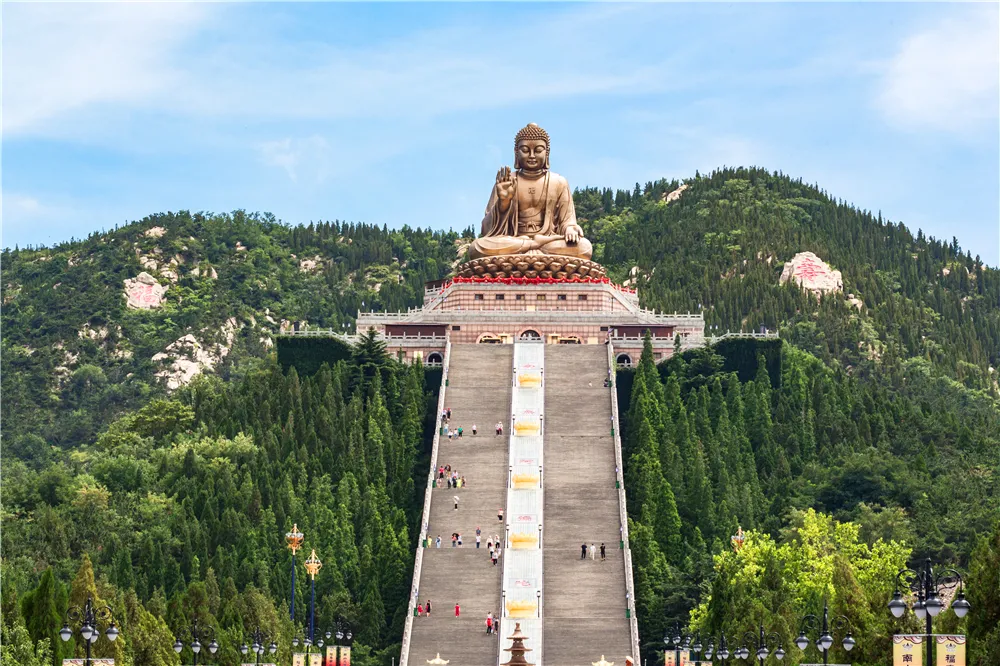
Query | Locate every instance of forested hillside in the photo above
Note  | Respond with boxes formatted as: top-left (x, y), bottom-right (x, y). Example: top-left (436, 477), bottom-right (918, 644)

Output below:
top-left (578, 168), bottom-right (999, 390)
top-left (2, 168), bottom-right (998, 666)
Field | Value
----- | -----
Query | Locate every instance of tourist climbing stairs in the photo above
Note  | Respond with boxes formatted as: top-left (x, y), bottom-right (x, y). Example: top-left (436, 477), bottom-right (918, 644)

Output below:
top-left (403, 344), bottom-right (513, 666)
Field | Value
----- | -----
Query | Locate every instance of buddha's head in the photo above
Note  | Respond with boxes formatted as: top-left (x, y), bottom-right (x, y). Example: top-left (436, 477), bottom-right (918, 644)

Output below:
top-left (514, 122), bottom-right (550, 172)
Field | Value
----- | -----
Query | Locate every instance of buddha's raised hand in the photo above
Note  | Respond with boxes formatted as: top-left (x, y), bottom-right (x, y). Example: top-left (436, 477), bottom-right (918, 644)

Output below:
top-left (495, 166), bottom-right (515, 204)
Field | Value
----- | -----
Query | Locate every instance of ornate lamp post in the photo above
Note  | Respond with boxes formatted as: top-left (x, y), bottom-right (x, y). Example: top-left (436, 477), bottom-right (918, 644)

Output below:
top-left (329, 622), bottom-right (353, 645)
top-left (59, 597), bottom-right (121, 666)
top-left (173, 617), bottom-right (219, 666)
top-left (240, 627), bottom-right (277, 666)
top-left (889, 558), bottom-right (970, 666)
top-left (794, 599), bottom-right (854, 666)
top-left (734, 625), bottom-right (784, 664)
top-left (304, 549), bottom-right (323, 642)
top-left (286, 524), bottom-right (304, 621)
top-left (664, 624), bottom-right (713, 665)
top-left (710, 633), bottom-right (733, 663)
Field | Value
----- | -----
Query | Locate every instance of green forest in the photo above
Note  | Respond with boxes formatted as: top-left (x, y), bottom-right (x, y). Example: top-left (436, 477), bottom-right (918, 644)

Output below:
top-left (3, 168), bottom-right (998, 665)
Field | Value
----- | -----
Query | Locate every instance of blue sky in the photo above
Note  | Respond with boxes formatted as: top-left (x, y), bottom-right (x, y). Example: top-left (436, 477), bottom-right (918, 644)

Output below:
top-left (3, 2), bottom-right (998, 264)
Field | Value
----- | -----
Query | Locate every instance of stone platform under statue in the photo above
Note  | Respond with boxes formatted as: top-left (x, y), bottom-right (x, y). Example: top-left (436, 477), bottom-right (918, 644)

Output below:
top-left (455, 254), bottom-right (607, 281)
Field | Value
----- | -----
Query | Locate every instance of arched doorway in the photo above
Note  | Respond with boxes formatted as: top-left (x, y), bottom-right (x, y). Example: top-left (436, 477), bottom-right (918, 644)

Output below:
top-left (519, 329), bottom-right (542, 341)
top-left (616, 353), bottom-right (633, 367)
top-left (427, 352), bottom-right (444, 365)
top-left (477, 334), bottom-right (503, 344)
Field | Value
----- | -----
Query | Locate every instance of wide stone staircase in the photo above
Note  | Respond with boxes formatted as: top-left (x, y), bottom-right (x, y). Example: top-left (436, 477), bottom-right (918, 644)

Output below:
top-left (542, 345), bottom-right (633, 666)
top-left (406, 344), bottom-right (513, 666)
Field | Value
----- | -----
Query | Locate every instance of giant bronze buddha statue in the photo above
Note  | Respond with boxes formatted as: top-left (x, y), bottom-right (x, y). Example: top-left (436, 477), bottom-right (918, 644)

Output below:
top-left (459, 124), bottom-right (603, 280)
top-left (470, 123), bottom-right (592, 260)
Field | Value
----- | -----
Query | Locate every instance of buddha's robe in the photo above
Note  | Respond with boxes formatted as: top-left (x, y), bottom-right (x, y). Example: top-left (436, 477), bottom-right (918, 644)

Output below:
top-left (469, 170), bottom-right (593, 260)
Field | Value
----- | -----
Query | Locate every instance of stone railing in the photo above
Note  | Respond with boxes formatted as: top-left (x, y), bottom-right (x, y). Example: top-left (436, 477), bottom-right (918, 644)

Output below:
top-left (286, 330), bottom-right (447, 344)
top-left (608, 342), bottom-right (641, 662)
top-left (359, 310), bottom-right (705, 325)
top-left (284, 329), bottom-right (356, 338)
top-left (706, 331), bottom-right (780, 342)
top-left (399, 341), bottom-right (451, 666)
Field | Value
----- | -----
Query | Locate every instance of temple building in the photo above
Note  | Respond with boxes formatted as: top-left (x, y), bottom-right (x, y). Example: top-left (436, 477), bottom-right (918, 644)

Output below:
top-left (354, 276), bottom-right (705, 367)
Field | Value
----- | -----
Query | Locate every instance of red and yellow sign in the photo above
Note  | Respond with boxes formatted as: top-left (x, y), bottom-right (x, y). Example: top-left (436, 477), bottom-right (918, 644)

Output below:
top-left (678, 650), bottom-right (690, 666)
top-left (893, 635), bottom-right (924, 666)
top-left (338, 646), bottom-right (351, 666)
top-left (309, 654), bottom-right (322, 666)
top-left (936, 636), bottom-right (966, 666)
top-left (292, 654), bottom-right (306, 666)
top-left (326, 646), bottom-right (337, 666)
top-left (665, 651), bottom-right (676, 666)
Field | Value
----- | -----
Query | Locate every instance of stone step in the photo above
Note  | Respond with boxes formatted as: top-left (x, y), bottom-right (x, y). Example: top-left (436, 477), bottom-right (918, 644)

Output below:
top-left (407, 346), bottom-right (512, 666)
top-left (542, 345), bottom-right (632, 663)
top-left (542, 618), bottom-right (633, 666)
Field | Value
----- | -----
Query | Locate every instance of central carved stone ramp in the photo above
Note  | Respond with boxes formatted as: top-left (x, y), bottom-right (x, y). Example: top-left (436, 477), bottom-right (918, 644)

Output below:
top-left (407, 344), bottom-right (512, 666)
top-left (543, 345), bottom-right (632, 666)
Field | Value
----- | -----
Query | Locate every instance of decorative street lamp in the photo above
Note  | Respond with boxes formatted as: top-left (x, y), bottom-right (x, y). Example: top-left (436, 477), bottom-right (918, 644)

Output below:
top-left (711, 633), bottom-right (733, 663)
top-left (173, 616), bottom-right (219, 666)
top-left (286, 524), bottom-right (305, 621)
top-left (735, 625), bottom-right (784, 664)
top-left (794, 599), bottom-right (854, 666)
top-left (59, 596), bottom-right (121, 666)
top-left (705, 633), bottom-right (735, 664)
top-left (889, 558), bottom-right (970, 666)
top-left (664, 623), bottom-right (714, 665)
top-left (292, 636), bottom-right (316, 661)
top-left (240, 627), bottom-right (277, 666)
top-left (304, 549), bottom-right (323, 642)
top-left (331, 621), bottom-right (353, 645)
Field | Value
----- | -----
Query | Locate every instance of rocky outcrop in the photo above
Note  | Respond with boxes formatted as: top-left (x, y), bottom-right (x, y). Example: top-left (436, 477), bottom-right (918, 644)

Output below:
top-left (299, 256), bottom-right (323, 272)
top-left (144, 226), bottom-right (167, 238)
top-left (124, 272), bottom-right (167, 309)
top-left (780, 252), bottom-right (842, 297)
top-left (662, 183), bottom-right (689, 203)
top-left (151, 318), bottom-right (239, 390)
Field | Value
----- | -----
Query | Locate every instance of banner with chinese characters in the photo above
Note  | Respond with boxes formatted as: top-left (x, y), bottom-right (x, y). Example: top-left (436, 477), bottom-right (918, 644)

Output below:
top-left (338, 646), bottom-right (351, 666)
top-left (678, 650), bottom-right (690, 666)
top-left (936, 636), bottom-right (966, 666)
top-left (292, 654), bottom-right (306, 666)
top-left (327, 646), bottom-right (337, 666)
top-left (664, 651), bottom-right (676, 666)
top-left (309, 653), bottom-right (322, 666)
top-left (894, 635), bottom-right (924, 666)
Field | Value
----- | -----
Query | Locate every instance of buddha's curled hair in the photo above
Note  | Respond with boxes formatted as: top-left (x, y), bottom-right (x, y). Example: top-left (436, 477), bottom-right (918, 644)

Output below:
top-left (514, 123), bottom-right (550, 149)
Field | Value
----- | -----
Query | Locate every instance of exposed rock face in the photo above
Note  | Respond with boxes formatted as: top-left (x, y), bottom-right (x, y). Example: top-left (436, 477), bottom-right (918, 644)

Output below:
top-left (151, 318), bottom-right (239, 390)
top-left (663, 183), bottom-right (689, 203)
top-left (190, 265), bottom-right (218, 279)
top-left (144, 226), bottom-right (167, 238)
top-left (780, 252), bottom-right (843, 297)
top-left (299, 256), bottom-right (323, 272)
top-left (124, 272), bottom-right (167, 309)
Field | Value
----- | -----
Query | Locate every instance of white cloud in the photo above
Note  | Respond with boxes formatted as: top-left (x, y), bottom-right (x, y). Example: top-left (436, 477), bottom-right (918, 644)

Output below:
top-left (4, 192), bottom-right (44, 215)
top-left (876, 10), bottom-right (999, 132)
top-left (2, 3), bottom-right (211, 135)
top-left (257, 136), bottom-right (331, 183)
top-left (3, 3), bottom-right (681, 138)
